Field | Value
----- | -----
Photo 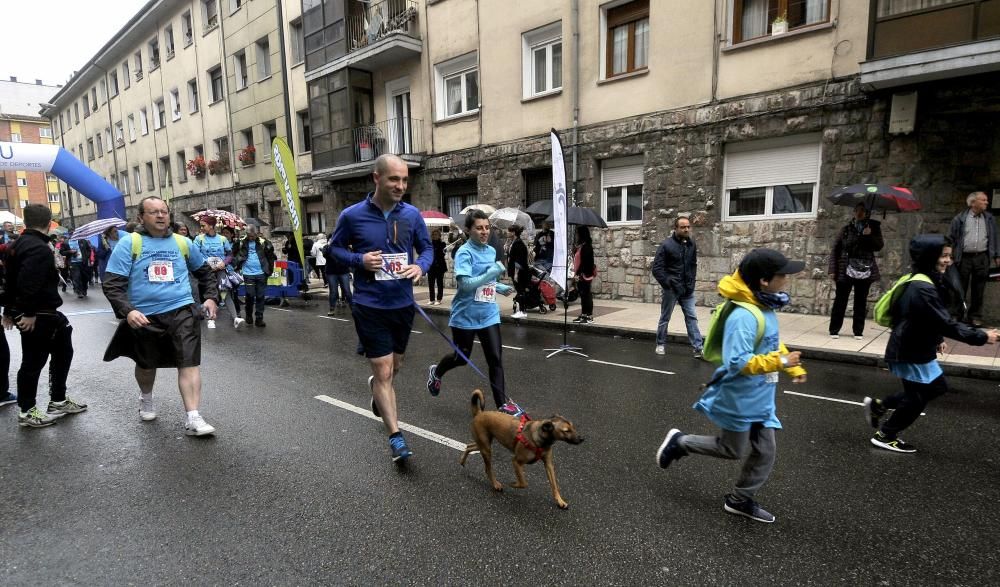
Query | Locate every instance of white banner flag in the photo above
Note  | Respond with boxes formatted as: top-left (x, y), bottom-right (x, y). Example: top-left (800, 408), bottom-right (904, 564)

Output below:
top-left (550, 130), bottom-right (568, 291)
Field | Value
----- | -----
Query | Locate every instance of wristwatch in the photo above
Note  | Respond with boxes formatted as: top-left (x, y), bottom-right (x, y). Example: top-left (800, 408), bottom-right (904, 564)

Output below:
top-left (780, 355), bottom-right (789, 367)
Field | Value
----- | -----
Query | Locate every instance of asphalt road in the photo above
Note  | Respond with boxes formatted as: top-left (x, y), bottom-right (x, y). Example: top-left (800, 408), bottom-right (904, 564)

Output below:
top-left (2, 293), bottom-right (998, 585)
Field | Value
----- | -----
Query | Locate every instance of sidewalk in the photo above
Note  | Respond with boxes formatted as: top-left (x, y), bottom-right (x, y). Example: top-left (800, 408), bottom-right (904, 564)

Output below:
top-left (307, 279), bottom-right (1000, 380)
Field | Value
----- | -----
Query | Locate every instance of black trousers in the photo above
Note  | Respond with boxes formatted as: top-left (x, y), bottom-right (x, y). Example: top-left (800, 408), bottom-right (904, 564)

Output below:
top-left (16, 313), bottom-right (74, 413)
top-left (958, 251), bottom-right (990, 320)
top-left (435, 324), bottom-right (506, 408)
top-left (71, 264), bottom-right (90, 295)
top-left (829, 278), bottom-right (873, 336)
top-left (427, 271), bottom-right (444, 302)
top-left (0, 327), bottom-right (9, 395)
top-left (880, 374), bottom-right (948, 439)
top-left (578, 279), bottom-right (593, 316)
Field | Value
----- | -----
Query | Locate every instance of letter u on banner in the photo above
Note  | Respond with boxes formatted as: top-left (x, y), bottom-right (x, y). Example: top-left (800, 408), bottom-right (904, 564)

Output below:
top-left (272, 137), bottom-right (306, 269)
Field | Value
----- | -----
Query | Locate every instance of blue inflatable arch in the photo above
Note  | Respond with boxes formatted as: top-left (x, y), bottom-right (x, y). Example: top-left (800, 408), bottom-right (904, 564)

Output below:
top-left (0, 141), bottom-right (126, 220)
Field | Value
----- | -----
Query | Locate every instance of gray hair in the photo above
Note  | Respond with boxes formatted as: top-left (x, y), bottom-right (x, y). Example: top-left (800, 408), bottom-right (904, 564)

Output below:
top-left (968, 191), bottom-right (988, 206)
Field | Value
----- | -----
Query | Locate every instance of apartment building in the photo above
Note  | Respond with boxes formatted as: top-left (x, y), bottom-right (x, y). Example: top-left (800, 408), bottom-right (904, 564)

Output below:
top-left (39, 0), bottom-right (316, 233)
top-left (300, 0), bottom-right (1000, 316)
top-left (0, 78), bottom-right (64, 218)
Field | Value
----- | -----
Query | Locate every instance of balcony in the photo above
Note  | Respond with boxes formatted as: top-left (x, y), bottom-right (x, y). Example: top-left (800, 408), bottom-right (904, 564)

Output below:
top-left (312, 117), bottom-right (423, 181)
top-left (862, 0), bottom-right (1000, 89)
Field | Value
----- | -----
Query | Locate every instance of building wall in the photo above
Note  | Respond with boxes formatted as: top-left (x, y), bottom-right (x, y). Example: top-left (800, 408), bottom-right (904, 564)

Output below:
top-left (0, 118), bottom-right (60, 216)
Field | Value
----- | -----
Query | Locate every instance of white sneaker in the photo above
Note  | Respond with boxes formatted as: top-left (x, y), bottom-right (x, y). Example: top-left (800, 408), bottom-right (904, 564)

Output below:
top-left (512, 311), bottom-right (527, 319)
top-left (139, 396), bottom-right (157, 421)
top-left (184, 415), bottom-right (216, 436)
top-left (234, 317), bottom-right (246, 329)
top-left (206, 319), bottom-right (217, 329)
top-left (655, 345), bottom-right (665, 355)
top-left (830, 334), bottom-right (839, 339)
top-left (854, 335), bottom-right (863, 340)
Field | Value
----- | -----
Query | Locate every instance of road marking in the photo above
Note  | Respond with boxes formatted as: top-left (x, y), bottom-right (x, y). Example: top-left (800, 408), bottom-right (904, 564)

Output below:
top-left (411, 329), bottom-right (422, 334)
top-left (314, 395), bottom-right (466, 451)
top-left (64, 309), bottom-right (114, 316)
top-left (272, 308), bottom-right (293, 312)
top-left (587, 359), bottom-right (675, 375)
top-left (783, 390), bottom-right (925, 416)
top-left (317, 315), bottom-right (351, 322)
top-left (474, 340), bottom-right (523, 351)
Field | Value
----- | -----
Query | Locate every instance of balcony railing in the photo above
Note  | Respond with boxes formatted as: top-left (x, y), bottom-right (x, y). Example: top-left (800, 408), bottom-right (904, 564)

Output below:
top-left (347, 0), bottom-right (419, 54)
top-left (870, 0), bottom-right (1000, 59)
top-left (351, 117), bottom-right (422, 163)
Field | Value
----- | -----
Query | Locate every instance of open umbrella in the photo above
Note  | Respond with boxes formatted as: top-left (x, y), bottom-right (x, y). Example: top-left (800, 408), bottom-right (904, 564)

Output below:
top-left (421, 210), bottom-right (453, 228)
top-left (192, 209), bottom-right (247, 228)
top-left (828, 184), bottom-right (921, 213)
top-left (525, 199), bottom-right (553, 218)
top-left (461, 203), bottom-right (496, 215)
top-left (546, 207), bottom-right (608, 228)
top-left (70, 217), bottom-right (127, 240)
top-left (489, 207), bottom-right (535, 233)
top-left (271, 226), bottom-right (294, 236)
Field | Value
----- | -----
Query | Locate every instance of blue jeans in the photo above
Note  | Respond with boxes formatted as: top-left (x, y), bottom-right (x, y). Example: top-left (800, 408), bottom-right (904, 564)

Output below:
top-left (243, 274), bottom-right (268, 318)
top-left (656, 289), bottom-right (703, 349)
top-left (328, 273), bottom-right (352, 308)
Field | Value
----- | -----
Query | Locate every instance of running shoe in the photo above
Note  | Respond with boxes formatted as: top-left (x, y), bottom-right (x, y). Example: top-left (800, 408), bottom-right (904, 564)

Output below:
top-left (255, 317), bottom-right (266, 328)
top-left (870, 431), bottom-right (916, 453)
top-left (389, 434), bottom-right (413, 462)
top-left (206, 319), bottom-right (217, 329)
top-left (426, 364), bottom-right (442, 397)
top-left (184, 415), bottom-right (216, 436)
top-left (723, 495), bottom-right (775, 523)
top-left (139, 396), bottom-right (157, 421)
top-left (511, 311), bottom-right (527, 319)
top-left (328, 309), bottom-right (337, 316)
top-left (0, 391), bottom-right (17, 408)
top-left (47, 397), bottom-right (88, 416)
top-left (234, 317), bottom-right (246, 329)
top-left (863, 397), bottom-right (886, 429)
top-left (368, 376), bottom-right (380, 418)
top-left (18, 407), bottom-right (57, 428)
top-left (656, 428), bottom-right (686, 469)
top-left (654, 345), bottom-right (665, 355)
top-left (692, 348), bottom-right (703, 359)
top-left (498, 401), bottom-right (525, 418)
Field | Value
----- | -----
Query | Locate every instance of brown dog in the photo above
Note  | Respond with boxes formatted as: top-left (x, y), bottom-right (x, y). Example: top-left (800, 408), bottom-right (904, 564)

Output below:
top-left (459, 389), bottom-right (583, 509)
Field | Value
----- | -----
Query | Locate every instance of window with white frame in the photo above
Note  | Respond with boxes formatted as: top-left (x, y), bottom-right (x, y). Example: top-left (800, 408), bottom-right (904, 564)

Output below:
top-left (732, 0), bottom-right (830, 44)
top-left (601, 156), bottom-right (644, 224)
top-left (133, 166), bottom-right (142, 193)
top-left (182, 11), bottom-right (194, 45)
top-left (230, 0), bottom-right (242, 13)
top-left (48, 193), bottom-right (60, 203)
top-left (10, 133), bottom-right (21, 142)
top-left (139, 108), bottom-right (149, 135)
top-left (209, 65), bottom-right (224, 101)
top-left (522, 22), bottom-right (562, 98)
top-left (16, 177), bottom-right (27, 187)
top-left (603, 0), bottom-right (649, 79)
top-left (146, 162), bottom-right (156, 191)
top-left (95, 133), bottom-right (103, 156)
top-left (435, 52), bottom-right (479, 120)
top-left (203, 0), bottom-right (219, 31)
top-left (289, 19), bottom-right (304, 64)
top-left (134, 50), bottom-right (143, 79)
top-left (99, 80), bottom-right (108, 104)
top-left (120, 171), bottom-right (130, 195)
top-left (188, 79), bottom-right (199, 113)
top-left (722, 135), bottom-right (821, 220)
top-left (110, 71), bottom-right (119, 96)
top-left (153, 99), bottom-right (166, 129)
top-left (104, 128), bottom-right (112, 152)
top-left (114, 122), bottom-right (124, 145)
top-left (159, 156), bottom-right (171, 186)
top-left (122, 62), bottom-right (130, 89)
top-left (165, 25), bottom-right (175, 58)
top-left (127, 115), bottom-right (137, 141)
top-left (234, 50), bottom-right (248, 90)
top-left (169, 89), bottom-right (181, 120)
top-left (256, 36), bottom-right (271, 79)
top-left (176, 150), bottom-right (187, 182)
top-left (39, 127), bottom-right (53, 138)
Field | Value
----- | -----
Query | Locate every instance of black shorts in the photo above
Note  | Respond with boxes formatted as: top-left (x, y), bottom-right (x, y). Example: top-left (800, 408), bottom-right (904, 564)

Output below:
top-left (351, 303), bottom-right (415, 359)
top-left (103, 306), bottom-right (202, 369)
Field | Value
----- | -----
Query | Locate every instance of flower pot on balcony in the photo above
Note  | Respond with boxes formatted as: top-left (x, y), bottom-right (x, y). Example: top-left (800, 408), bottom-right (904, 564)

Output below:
top-left (771, 19), bottom-right (788, 35)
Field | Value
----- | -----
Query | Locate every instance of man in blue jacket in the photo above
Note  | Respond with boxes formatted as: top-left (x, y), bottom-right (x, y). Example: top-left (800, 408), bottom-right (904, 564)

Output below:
top-left (329, 154), bottom-right (432, 462)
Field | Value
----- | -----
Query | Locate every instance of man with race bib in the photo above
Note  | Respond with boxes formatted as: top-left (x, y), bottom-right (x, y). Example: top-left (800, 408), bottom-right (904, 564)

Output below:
top-left (329, 154), bottom-right (432, 463)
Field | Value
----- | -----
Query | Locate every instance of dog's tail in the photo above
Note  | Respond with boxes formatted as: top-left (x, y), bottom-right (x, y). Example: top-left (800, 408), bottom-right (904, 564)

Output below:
top-left (470, 389), bottom-right (485, 416)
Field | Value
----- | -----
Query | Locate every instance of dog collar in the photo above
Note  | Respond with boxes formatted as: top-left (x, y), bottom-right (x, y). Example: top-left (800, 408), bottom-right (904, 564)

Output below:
top-left (514, 414), bottom-right (544, 462)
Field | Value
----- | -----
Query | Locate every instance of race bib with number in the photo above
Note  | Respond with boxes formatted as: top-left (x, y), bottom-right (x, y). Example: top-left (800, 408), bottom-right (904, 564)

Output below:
top-left (376, 252), bottom-right (408, 281)
top-left (474, 282), bottom-right (496, 303)
top-left (765, 372), bottom-right (779, 384)
top-left (147, 260), bottom-right (175, 283)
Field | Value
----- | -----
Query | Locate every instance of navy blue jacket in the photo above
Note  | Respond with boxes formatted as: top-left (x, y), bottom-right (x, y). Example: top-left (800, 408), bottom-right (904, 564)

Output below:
top-left (651, 233), bottom-right (697, 297)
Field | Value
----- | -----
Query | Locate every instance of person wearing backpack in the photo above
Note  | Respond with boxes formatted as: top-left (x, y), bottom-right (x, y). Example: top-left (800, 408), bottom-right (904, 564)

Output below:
top-left (864, 234), bottom-right (998, 453)
top-left (655, 248), bottom-right (807, 524)
top-left (828, 203), bottom-right (883, 339)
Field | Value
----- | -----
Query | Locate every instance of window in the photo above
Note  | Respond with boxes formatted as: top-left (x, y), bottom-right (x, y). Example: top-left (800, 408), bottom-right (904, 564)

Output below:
top-left (154, 99), bottom-right (166, 129)
top-left (297, 110), bottom-right (311, 152)
top-left (522, 22), bottom-right (562, 98)
top-left (134, 50), bottom-right (143, 79)
top-left (169, 89), bottom-right (181, 120)
top-left (140, 108), bottom-right (149, 135)
top-left (203, 0), bottom-right (219, 31)
top-left (240, 128), bottom-right (253, 150)
top-left (99, 80), bottom-right (108, 104)
top-left (149, 38), bottom-right (160, 69)
top-left (95, 133), bottom-right (103, 156)
top-left (256, 36), bottom-right (271, 79)
top-left (209, 66), bottom-right (224, 102)
top-left (159, 156), bottom-right (171, 186)
top-left (435, 52), bottom-right (479, 120)
top-left (17, 177), bottom-right (27, 187)
top-left (145, 162), bottom-right (156, 191)
top-left (110, 71), bottom-right (119, 96)
top-left (263, 121), bottom-right (277, 159)
top-left (127, 115), bottom-right (137, 141)
top-left (9, 133), bottom-right (21, 143)
top-left (604, 0), bottom-right (649, 78)
top-left (91, 87), bottom-right (98, 110)
top-left (722, 135), bottom-right (821, 220)
top-left (440, 179), bottom-right (478, 218)
top-left (133, 166), bottom-right (142, 194)
top-left (733, 0), bottom-right (830, 43)
top-left (104, 128), bottom-right (112, 152)
top-left (165, 25), bottom-right (175, 58)
top-left (214, 136), bottom-right (230, 161)
top-left (40, 127), bottom-right (53, 138)
top-left (229, 0), bottom-right (242, 13)
top-left (182, 11), bottom-right (194, 45)
top-left (523, 168), bottom-right (553, 207)
top-left (114, 122), bottom-right (124, 145)
top-left (234, 50), bottom-right (248, 90)
top-left (19, 199), bottom-right (28, 209)
top-left (120, 171), bottom-right (130, 195)
top-left (177, 150), bottom-right (188, 182)
top-left (302, 0), bottom-right (347, 72)
top-left (59, 113), bottom-right (65, 134)
top-left (187, 79), bottom-right (199, 113)
top-left (0, 199), bottom-right (8, 209)
top-left (48, 193), bottom-right (60, 203)
top-left (194, 144), bottom-right (204, 160)
top-left (289, 20), bottom-right (304, 64)
top-left (83, 95), bottom-right (91, 117)
top-left (73, 102), bottom-right (79, 124)
top-left (122, 62), bottom-right (131, 89)
top-left (601, 156), bottom-right (644, 224)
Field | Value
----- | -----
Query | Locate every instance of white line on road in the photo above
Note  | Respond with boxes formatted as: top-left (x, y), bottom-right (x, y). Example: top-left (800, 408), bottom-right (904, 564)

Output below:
top-left (783, 390), bottom-right (925, 416)
top-left (314, 395), bottom-right (466, 451)
top-left (317, 315), bottom-right (351, 322)
top-left (474, 340), bottom-right (523, 351)
top-left (271, 308), bottom-right (293, 312)
top-left (587, 360), bottom-right (675, 375)
top-left (411, 330), bottom-right (422, 334)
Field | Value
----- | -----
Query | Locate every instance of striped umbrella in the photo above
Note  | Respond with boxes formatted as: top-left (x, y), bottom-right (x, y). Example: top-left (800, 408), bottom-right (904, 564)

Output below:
top-left (69, 217), bottom-right (127, 240)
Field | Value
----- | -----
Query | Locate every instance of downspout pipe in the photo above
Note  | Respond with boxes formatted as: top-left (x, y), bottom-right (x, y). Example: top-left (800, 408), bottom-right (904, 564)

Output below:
top-left (276, 0), bottom-right (295, 155)
top-left (571, 0), bottom-right (580, 206)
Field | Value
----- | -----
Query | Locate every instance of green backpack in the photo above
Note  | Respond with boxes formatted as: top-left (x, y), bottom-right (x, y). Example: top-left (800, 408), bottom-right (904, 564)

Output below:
top-left (130, 233), bottom-right (190, 260)
top-left (702, 300), bottom-right (765, 365)
top-left (873, 273), bottom-right (933, 327)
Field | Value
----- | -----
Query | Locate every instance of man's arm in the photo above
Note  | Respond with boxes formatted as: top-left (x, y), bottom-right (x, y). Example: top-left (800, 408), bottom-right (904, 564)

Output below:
top-left (10, 243), bottom-right (51, 317)
top-left (103, 272), bottom-right (138, 319)
top-left (329, 214), bottom-right (363, 268)
top-left (650, 243), bottom-right (670, 290)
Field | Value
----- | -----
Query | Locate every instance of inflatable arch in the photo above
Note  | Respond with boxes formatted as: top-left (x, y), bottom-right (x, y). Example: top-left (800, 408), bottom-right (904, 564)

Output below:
top-left (0, 141), bottom-right (126, 220)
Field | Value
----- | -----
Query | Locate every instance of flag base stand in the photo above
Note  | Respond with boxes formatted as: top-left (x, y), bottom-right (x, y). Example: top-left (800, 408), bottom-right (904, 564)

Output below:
top-left (544, 344), bottom-right (587, 359)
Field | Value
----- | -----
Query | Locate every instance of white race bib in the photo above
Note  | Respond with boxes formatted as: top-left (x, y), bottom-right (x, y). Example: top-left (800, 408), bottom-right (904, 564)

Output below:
top-left (765, 372), bottom-right (779, 384)
top-left (376, 252), bottom-right (408, 281)
top-left (474, 281), bottom-right (497, 303)
top-left (147, 260), bottom-right (175, 283)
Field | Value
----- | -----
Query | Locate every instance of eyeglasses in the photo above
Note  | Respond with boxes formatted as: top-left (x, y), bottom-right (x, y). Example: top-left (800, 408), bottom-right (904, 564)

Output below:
top-left (144, 210), bottom-right (170, 216)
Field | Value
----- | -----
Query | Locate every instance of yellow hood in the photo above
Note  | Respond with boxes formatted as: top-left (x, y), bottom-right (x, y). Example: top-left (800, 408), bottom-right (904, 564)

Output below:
top-left (717, 270), bottom-right (764, 307)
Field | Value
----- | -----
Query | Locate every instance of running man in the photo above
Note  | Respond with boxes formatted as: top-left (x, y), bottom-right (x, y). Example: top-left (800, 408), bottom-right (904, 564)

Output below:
top-left (426, 210), bottom-right (523, 416)
top-left (194, 216), bottom-right (245, 330)
top-left (329, 154), bottom-right (432, 462)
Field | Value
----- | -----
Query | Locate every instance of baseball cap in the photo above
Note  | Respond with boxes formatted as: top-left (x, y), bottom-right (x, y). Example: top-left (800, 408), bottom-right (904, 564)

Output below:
top-left (739, 248), bottom-right (805, 285)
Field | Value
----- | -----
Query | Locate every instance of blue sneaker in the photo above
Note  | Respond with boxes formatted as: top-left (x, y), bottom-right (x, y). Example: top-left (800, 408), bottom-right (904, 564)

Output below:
top-left (0, 391), bottom-right (17, 408)
top-left (656, 428), bottom-right (686, 469)
top-left (389, 434), bottom-right (412, 462)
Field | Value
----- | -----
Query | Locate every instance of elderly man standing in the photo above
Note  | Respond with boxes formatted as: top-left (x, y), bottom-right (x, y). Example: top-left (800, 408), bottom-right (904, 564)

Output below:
top-left (949, 191), bottom-right (1000, 326)
top-left (103, 196), bottom-right (219, 436)
top-left (651, 216), bottom-right (703, 357)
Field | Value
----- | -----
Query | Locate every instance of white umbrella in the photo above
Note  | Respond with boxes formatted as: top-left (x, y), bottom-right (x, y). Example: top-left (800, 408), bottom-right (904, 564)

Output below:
top-left (70, 217), bottom-right (127, 240)
top-left (489, 207), bottom-right (535, 234)
top-left (460, 203), bottom-right (496, 215)
top-left (423, 217), bottom-right (454, 227)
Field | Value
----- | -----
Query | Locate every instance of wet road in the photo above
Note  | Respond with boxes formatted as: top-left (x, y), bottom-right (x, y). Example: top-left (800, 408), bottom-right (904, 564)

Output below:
top-left (2, 293), bottom-right (999, 585)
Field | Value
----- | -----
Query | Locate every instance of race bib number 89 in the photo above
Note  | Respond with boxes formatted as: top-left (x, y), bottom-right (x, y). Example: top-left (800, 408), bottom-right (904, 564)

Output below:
top-left (376, 252), bottom-right (408, 281)
top-left (147, 260), bottom-right (175, 283)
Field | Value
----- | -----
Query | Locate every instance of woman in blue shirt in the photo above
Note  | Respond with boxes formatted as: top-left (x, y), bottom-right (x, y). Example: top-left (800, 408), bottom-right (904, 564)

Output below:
top-left (425, 210), bottom-right (523, 416)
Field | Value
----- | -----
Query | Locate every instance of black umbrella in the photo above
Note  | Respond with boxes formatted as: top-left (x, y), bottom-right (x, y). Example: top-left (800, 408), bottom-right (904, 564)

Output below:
top-left (547, 206), bottom-right (608, 228)
top-left (828, 184), bottom-right (921, 213)
top-left (245, 217), bottom-right (269, 227)
top-left (526, 199), bottom-right (553, 217)
top-left (271, 225), bottom-right (294, 235)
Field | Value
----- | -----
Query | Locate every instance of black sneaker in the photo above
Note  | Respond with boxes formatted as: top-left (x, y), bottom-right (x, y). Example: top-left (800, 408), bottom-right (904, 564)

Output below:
top-left (0, 391), bottom-right (17, 408)
top-left (368, 375), bottom-right (380, 418)
top-left (255, 317), bottom-right (266, 327)
top-left (245, 315), bottom-right (254, 326)
top-left (863, 397), bottom-right (886, 429)
top-left (871, 431), bottom-right (916, 453)
top-left (426, 364), bottom-right (442, 397)
top-left (656, 428), bottom-right (686, 469)
top-left (723, 495), bottom-right (775, 523)
top-left (572, 315), bottom-right (586, 323)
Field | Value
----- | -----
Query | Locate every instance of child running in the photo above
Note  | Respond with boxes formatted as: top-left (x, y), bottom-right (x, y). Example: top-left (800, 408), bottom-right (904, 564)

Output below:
top-left (655, 248), bottom-right (807, 524)
top-left (865, 234), bottom-right (998, 453)
top-left (425, 210), bottom-right (524, 417)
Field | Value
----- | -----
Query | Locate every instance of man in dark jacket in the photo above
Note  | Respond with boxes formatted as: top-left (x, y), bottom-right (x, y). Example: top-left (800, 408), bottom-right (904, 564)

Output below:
top-left (2, 204), bottom-right (87, 428)
top-left (651, 216), bottom-right (703, 357)
top-left (948, 191), bottom-right (1000, 326)
top-left (533, 221), bottom-right (555, 270)
top-left (233, 225), bottom-right (277, 326)
top-left (62, 237), bottom-right (93, 298)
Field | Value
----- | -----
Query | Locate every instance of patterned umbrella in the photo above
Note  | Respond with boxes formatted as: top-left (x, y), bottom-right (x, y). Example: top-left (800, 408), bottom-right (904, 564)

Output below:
top-left (460, 204), bottom-right (496, 215)
top-left (827, 184), bottom-right (921, 213)
top-left (421, 210), bottom-right (453, 227)
top-left (489, 207), bottom-right (535, 233)
top-left (69, 217), bottom-right (127, 240)
top-left (191, 209), bottom-right (247, 228)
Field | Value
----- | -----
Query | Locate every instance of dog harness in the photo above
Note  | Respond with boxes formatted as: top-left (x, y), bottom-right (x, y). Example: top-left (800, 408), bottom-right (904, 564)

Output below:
top-left (514, 414), bottom-right (545, 463)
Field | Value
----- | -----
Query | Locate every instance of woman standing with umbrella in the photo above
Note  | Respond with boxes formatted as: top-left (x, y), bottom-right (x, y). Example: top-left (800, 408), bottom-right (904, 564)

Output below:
top-left (572, 225), bottom-right (597, 324)
top-left (828, 203), bottom-right (883, 339)
top-left (506, 225), bottom-right (530, 319)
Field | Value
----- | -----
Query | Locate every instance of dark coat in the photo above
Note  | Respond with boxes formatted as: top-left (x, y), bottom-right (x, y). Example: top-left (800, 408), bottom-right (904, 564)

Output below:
top-left (506, 238), bottom-right (529, 279)
top-left (234, 236), bottom-right (277, 276)
top-left (828, 219), bottom-right (884, 282)
top-left (2, 228), bottom-right (62, 317)
top-left (651, 233), bottom-right (697, 297)
top-left (948, 209), bottom-right (1000, 264)
top-left (574, 241), bottom-right (595, 279)
top-left (429, 240), bottom-right (447, 276)
top-left (533, 229), bottom-right (554, 263)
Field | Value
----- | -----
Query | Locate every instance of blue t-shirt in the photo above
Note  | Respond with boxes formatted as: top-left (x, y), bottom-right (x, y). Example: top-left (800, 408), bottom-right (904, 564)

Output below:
top-left (888, 360), bottom-right (943, 384)
top-left (242, 241), bottom-right (264, 276)
top-left (449, 241), bottom-right (509, 330)
top-left (106, 233), bottom-right (208, 316)
top-left (68, 240), bottom-right (84, 264)
top-left (194, 233), bottom-right (231, 260)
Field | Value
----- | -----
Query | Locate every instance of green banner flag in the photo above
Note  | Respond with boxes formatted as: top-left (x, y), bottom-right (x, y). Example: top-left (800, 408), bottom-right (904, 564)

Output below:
top-left (272, 137), bottom-right (306, 273)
